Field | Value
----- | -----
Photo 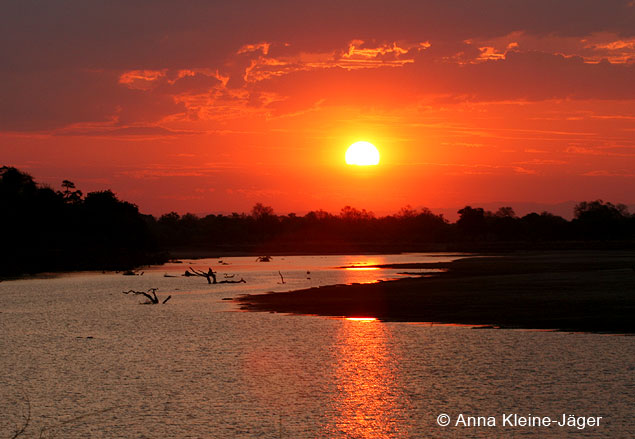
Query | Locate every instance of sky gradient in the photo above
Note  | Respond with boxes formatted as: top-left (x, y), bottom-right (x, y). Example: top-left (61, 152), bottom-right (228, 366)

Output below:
top-left (2, 1), bottom-right (634, 217)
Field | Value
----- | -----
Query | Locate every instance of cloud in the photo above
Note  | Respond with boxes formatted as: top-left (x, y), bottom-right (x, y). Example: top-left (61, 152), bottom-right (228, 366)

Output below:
top-left (566, 145), bottom-right (635, 156)
top-left (54, 123), bottom-right (202, 138)
top-left (0, 69), bottom-right (185, 131)
top-left (582, 170), bottom-right (635, 176)
top-left (1, 0), bottom-right (634, 132)
top-left (117, 162), bottom-right (242, 180)
top-left (514, 159), bottom-right (568, 165)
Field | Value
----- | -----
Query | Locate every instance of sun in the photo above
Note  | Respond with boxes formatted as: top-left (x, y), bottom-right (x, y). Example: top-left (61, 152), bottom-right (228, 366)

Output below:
top-left (345, 141), bottom-right (380, 166)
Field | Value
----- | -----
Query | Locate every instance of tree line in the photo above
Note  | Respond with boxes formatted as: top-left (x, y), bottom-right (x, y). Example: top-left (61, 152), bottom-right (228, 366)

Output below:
top-left (1, 166), bottom-right (633, 275)
top-left (153, 201), bottom-right (634, 252)
top-left (0, 166), bottom-right (162, 275)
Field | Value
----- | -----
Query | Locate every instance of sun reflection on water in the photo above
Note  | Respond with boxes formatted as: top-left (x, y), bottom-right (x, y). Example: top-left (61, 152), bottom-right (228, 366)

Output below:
top-left (341, 257), bottom-right (387, 284)
top-left (329, 319), bottom-right (403, 438)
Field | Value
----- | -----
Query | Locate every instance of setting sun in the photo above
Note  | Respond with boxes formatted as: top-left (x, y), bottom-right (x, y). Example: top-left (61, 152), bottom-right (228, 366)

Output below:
top-left (345, 141), bottom-right (380, 166)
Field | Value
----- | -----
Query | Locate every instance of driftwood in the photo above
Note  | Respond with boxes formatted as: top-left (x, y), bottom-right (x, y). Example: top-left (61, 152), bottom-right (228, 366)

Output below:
top-left (122, 288), bottom-right (171, 304)
top-left (219, 278), bottom-right (246, 284)
top-left (11, 393), bottom-right (30, 439)
top-left (10, 391), bottom-right (126, 438)
top-left (185, 267), bottom-right (217, 284)
top-left (256, 256), bottom-right (272, 262)
top-left (278, 271), bottom-right (286, 284)
top-left (184, 267), bottom-right (246, 284)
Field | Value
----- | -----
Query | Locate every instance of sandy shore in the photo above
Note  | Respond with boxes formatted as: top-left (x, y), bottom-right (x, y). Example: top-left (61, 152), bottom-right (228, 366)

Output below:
top-left (237, 251), bottom-right (635, 333)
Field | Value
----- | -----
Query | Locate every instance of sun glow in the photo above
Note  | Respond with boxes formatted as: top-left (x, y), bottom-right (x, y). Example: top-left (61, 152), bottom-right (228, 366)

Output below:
top-left (345, 141), bottom-right (380, 166)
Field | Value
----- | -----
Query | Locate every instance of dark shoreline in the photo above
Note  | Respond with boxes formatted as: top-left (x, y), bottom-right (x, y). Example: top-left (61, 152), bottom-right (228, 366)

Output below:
top-left (236, 250), bottom-right (635, 334)
top-left (4, 241), bottom-right (634, 278)
top-left (167, 239), bottom-right (635, 260)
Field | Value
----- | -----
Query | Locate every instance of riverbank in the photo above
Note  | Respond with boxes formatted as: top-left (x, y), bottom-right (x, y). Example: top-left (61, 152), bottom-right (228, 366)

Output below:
top-left (166, 239), bottom-right (635, 260)
top-left (236, 251), bottom-right (635, 333)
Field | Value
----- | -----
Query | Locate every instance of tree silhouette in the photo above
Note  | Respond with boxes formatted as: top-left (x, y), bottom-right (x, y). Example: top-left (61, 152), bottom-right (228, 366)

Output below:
top-left (2, 165), bottom-right (634, 277)
top-left (457, 206), bottom-right (486, 239)
top-left (0, 167), bottom-right (162, 276)
top-left (573, 200), bottom-right (631, 240)
top-left (59, 179), bottom-right (83, 203)
top-left (251, 203), bottom-right (275, 220)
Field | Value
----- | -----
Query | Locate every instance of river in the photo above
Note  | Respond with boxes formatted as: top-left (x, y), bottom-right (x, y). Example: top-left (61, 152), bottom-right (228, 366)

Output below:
top-left (1, 253), bottom-right (632, 438)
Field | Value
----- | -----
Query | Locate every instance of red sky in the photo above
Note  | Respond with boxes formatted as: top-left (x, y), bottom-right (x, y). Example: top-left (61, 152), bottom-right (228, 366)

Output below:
top-left (1, 1), bottom-right (634, 218)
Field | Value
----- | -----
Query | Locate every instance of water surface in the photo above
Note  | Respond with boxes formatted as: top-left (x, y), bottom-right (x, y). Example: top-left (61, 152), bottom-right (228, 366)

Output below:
top-left (1, 254), bottom-right (632, 438)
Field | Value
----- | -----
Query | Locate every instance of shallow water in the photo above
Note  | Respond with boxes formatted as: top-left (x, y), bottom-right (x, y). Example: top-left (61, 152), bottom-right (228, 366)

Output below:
top-left (1, 253), bottom-right (633, 438)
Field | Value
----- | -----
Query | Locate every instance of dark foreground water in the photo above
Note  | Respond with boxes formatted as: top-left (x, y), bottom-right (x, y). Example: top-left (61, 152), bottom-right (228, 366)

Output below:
top-left (1, 254), bottom-right (633, 438)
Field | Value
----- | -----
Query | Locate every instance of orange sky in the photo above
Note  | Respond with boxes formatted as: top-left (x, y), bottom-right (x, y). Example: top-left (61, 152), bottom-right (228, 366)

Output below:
top-left (1, 1), bottom-right (634, 218)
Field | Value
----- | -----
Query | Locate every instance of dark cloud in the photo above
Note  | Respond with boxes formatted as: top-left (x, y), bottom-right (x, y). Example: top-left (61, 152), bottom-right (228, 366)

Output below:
top-left (0, 0), bottom-right (633, 132)
top-left (2, 1), bottom-right (633, 70)
top-left (54, 125), bottom-right (201, 137)
top-left (410, 51), bottom-right (635, 101)
top-left (0, 69), bottom-right (184, 131)
top-left (254, 52), bottom-right (635, 116)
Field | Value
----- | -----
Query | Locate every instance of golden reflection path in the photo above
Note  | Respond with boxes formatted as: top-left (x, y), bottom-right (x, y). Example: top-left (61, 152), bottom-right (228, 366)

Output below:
top-left (342, 256), bottom-right (385, 284)
top-left (329, 318), bottom-right (405, 438)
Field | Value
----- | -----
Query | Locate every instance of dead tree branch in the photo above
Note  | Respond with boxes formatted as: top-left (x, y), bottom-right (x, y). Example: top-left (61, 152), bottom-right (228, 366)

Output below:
top-left (219, 278), bottom-right (246, 284)
top-left (122, 288), bottom-right (169, 304)
top-left (185, 267), bottom-right (217, 284)
top-left (11, 393), bottom-right (30, 439)
top-left (183, 267), bottom-right (246, 284)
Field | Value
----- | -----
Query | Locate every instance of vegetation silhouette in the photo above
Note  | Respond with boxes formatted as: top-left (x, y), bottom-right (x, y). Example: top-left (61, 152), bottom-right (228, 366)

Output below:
top-left (0, 166), bottom-right (165, 276)
top-left (152, 202), bottom-right (633, 254)
top-left (1, 165), bottom-right (633, 276)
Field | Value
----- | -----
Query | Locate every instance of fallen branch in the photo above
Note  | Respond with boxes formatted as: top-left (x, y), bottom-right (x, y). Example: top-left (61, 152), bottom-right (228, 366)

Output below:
top-left (11, 393), bottom-right (30, 439)
top-left (122, 288), bottom-right (169, 304)
top-left (185, 267), bottom-right (217, 284)
top-left (219, 278), bottom-right (246, 284)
